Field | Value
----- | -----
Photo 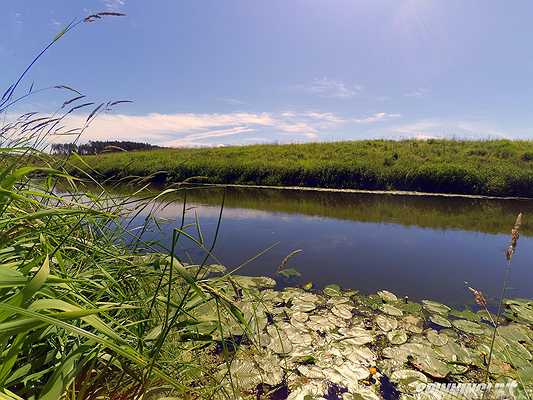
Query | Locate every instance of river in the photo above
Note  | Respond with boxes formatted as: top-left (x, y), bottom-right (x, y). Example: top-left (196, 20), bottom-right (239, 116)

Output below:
top-left (121, 185), bottom-right (533, 309)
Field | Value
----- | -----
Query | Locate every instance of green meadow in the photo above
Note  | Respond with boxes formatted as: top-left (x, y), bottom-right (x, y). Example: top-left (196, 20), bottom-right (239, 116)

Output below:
top-left (82, 139), bottom-right (533, 197)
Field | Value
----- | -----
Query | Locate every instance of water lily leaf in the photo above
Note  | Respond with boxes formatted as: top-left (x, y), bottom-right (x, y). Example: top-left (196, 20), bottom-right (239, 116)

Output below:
top-left (429, 314), bottom-right (452, 328)
top-left (377, 290), bottom-right (398, 303)
top-left (390, 369), bottom-right (428, 394)
top-left (267, 325), bottom-right (293, 354)
top-left (449, 308), bottom-right (481, 322)
top-left (292, 301), bottom-right (316, 313)
top-left (422, 300), bottom-right (450, 315)
top-left (497, 324), bottom-right (531, 343)
top-left (344, 346), bottom-right (376, 364)
top-left (297, 364), bottom-right (325, 379)
top-left (308, 314), bottom-right (337, 332)
top-left (343, 387), bottom-right (381, 400)
top-left (332, 304), bottom-right (353, 319)
top-left (402, 315), bottom-right (424, 333)
top-left (338, 326), bottom-right (373, 345)
top-left (452, 319), bottom-right (485, 335)
top-left (376, 315), bottom-right (398, 332)
top-left (387, 329), bottom-right (408, 345)
top-left (426, 329), bottom-right (448, 346)
top-left (380, 304), bottom-right (403, 317)
top-left (507, 303), bottom-right (533, 325)
top-left (411, 354), bottom-right (450, 378)
top-left (323, 284), bottom-right (342, 297)
top-left (291, 311), bottom-right (309, 324)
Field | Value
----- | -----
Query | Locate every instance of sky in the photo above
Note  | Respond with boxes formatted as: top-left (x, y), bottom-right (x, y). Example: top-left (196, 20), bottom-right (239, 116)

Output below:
top-left (4, 0), bottom-right (533, 147)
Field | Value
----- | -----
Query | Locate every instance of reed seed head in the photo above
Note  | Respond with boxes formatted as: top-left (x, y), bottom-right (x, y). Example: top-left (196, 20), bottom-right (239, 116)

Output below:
top-left (468, 286), bottom-right (487, 307)
top-left (506, 213), bottom-right (522, 262)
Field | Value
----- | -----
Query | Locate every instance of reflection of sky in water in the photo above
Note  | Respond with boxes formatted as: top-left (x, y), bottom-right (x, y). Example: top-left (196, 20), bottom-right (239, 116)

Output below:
top-left (131, 200), bottom-right (533, 308)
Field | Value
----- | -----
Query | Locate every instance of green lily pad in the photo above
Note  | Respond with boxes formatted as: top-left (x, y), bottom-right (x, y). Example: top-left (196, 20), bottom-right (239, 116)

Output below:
top-left (343, 387), bottom-right (381, 400)
top-left (497, 323), bottom-right (531, 343)
top-left (426, 329), bottom-right (448, 346)
top-left (450, 308), bottom-right (481, 322)
top-left (452, 319), bottom-right (485, 335)
top-left (387, 329), bottom-right (408, 345)
top-left (390, 369), bottom-right (428, 394)
top-left (377, 290), bottom-right (398, 302)
top-left (429, 314), bottom-right (452, 328)
top-left (323, 284), bottom-right (342, 297)
top-left (411, 354), bottom-right (450, 378)
top-left (422, 300), bottom-right (451, 315)
top-left (380, 304), bottom-right (403, 317)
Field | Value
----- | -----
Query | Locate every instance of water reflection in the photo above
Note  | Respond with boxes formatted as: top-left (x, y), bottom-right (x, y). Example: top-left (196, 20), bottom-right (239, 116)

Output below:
top-left (125, 186), bottom-right (533, 307)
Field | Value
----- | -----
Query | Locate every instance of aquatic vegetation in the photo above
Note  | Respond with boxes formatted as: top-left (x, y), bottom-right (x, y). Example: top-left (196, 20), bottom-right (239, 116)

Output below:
top-left (205, 275), bottom-right (533, 399)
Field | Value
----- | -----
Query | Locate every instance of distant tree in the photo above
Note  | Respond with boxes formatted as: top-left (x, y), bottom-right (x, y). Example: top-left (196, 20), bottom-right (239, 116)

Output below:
top-left (51, 140), bottom-right (161, 155)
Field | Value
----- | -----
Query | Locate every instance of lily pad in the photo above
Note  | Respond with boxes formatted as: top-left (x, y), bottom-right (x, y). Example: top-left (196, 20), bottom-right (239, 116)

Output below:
top-left (342, 387), bottom-right (381, 400)
top-left (376, 315), bottom-right (398, 332)
top-left (390, 369), bottom-right (428, 394)
top-left (411, 354), bottom-right (450, 378)
top-left (426, 329), bottom-right (448, 346)
top-left (422, 300), bottom-right (451, 315)
top-left (452, 319), bottom-right (485, 335)
top-left (297, 364), bottom-right (326, 379)
top-left (332, 304), bottom-right (354, 319)
top-left (380, 304), bottom-right (403, 317)
top-left (338, 326), bottom-right (374, 345)
top-left (387, 329), bottom-right (408, 345)
top-left (429, 314), bottom-right (452, 328)
top-left (450, 308), bottom-right (481, 322)
top-left (323, 284), bottom-right (342, 297)
top-left (377, 290), bottom-right (398, 303)
top-left (402, 315), bottom-right (424, 333)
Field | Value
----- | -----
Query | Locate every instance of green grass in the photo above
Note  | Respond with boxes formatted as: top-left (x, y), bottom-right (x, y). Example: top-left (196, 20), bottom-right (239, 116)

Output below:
top-left (82, 139), bottom-right (533, 197)
top-left (0, 14), bottom-right (254, 399)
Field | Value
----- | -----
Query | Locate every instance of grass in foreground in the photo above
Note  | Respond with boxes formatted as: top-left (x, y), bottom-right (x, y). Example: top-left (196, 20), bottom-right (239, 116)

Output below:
top-left (79, 140), bottom-right (533, 197)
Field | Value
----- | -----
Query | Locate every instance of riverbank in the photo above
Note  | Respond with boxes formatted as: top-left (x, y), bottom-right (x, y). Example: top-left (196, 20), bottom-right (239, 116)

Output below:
top-left (79, 140), bottom-right (533, 197)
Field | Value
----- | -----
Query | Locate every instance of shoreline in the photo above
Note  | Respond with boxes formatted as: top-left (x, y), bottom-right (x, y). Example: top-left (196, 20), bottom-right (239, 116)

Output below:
top-left (186, 182), bottom-right (533, 201)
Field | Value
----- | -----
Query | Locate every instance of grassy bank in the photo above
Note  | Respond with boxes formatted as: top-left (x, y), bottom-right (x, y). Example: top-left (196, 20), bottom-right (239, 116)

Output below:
top-left (81, 140), bottom-right (533, 197)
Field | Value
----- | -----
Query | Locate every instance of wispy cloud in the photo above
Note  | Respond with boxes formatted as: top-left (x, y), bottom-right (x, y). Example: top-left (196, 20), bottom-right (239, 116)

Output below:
top-left (297, 78), bottom-right (362, 99)
top-left (404, 88), bottom-right (429, 98)
top-left (353, 112), bottom-right (401, 124)
top-left (51, 110), bottom-right (356, 147)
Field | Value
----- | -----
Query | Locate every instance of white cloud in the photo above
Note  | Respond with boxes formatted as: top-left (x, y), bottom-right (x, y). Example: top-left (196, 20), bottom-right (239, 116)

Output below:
top-left (298, 78), bottom-right (362, 99)
top-left (48, 110), bottom-right (355, 147)
top-left (353, 112), bottom-right (401, 124)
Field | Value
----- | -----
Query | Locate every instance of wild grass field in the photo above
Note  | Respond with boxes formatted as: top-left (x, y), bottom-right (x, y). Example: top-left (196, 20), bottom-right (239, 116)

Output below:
top-left (81, 140), bottom-right (533, 197)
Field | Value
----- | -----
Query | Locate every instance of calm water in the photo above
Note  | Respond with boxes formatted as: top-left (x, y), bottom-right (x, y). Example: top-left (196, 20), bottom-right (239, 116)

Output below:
top-left (126, 186), bottom-right (533, 308)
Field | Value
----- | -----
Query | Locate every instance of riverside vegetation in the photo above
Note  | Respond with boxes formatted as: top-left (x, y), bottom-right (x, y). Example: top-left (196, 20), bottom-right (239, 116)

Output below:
top-left (79, 140), bottom-right (533, 197)
top-left (2, 12), bottom-right (532, 400)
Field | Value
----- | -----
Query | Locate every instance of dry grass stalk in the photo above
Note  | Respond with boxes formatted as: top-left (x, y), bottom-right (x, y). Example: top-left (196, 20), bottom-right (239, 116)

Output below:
top-left (482, 212), bottom-right (523, 399)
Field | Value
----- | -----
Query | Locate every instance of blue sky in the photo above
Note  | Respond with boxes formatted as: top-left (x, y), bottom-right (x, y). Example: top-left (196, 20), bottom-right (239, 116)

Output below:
top-left (4, 0), bottom-right (533, 146)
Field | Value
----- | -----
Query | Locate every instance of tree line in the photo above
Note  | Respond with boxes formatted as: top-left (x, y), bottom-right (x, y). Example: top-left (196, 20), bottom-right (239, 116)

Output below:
top-left (51, 141), bottom-right (161, 155)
